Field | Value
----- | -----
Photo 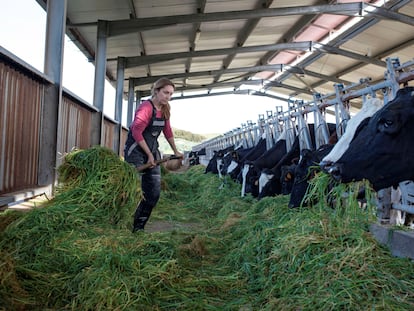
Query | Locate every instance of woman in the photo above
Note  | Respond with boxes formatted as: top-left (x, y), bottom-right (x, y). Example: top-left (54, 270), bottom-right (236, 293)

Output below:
top-left (124, 77), bottom-right (183, 232)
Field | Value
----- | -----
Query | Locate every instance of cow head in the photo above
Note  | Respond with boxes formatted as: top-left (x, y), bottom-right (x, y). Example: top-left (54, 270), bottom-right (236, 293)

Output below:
top-left (289, 144), bottom-right (335, 208)
top-left (280, 164), bottom-right (296, 195)
top-left (241, 162), bottom-right (260, 197)
top-left (320, 97), bottom-right (383, 167)
top-left (280, 159), bottom-right (299, 195)
top-left (288, 149), bottom-right (317, 208)
top-left (326, 87), bottom-right (414, 190)
top-left (258, 170), bottom-right (282, 199)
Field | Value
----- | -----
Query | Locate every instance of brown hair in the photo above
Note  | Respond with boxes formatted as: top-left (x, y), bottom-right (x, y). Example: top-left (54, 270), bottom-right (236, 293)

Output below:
top-left (151, 77), bottom-right (175, 120)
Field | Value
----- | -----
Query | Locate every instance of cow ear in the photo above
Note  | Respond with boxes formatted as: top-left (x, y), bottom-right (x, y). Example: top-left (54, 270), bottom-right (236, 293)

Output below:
top-left (301, 149), bottom-right (312, 158)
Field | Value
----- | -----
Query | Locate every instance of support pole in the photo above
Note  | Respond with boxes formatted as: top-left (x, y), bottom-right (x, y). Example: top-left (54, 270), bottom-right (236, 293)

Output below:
top-left (92, 20), bottom-right (108, 146)
top-left (39, 0), bottom-right (67, 188)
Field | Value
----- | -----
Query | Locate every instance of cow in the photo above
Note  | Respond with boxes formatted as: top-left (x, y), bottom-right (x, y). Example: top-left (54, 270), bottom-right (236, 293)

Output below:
top-left (188, 151), bottom-right (200, 166)
top-left (241, 132), bottom-right (289, 197)
top-left (320, 97), bottom-right (383, 165)
top-left (226, 145), bottom-right (255, 181)
top-left (288, 97), bottom-right (383, 207)
top-left (288, 144), bottom-right (335, 208)
top-left (204, 137), bottom-right (267, 193)
top-left (280, 158), bottom-right (299, 195)
top-left (323, 87), bottom-right (414, 191)
top-left (237, 137), bottom-right (268, 196)
top-left (188, 147), bottom-right (206, 166)
top-left (205, 145), bottom-right (234, 175)
top-left (257, 123), bottom-right (337, 199)
top-left (257, 136), bottom-right (300, 199)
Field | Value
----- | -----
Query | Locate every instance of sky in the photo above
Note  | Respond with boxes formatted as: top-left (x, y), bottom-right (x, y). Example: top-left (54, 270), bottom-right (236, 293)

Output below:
top-left (0, 0), bottom-right (287, 135)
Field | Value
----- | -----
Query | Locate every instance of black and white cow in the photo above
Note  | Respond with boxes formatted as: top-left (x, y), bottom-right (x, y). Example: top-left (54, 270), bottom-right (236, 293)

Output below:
top-left (288, 144), bottom-right (334, 208)
top-left (257, 123), bottom-right (337, 199)
top-left (188, 148), bottom-right (206, 166)
top-left (226, 145), bottom-right (255, 181)
top-left (257, 136), bottom-right (300, 199)
top-left (280, 132), bottom-right (338, 207)
top-left (279, 159), bottom-right (299, 195)
top-left (286, 97), bottom-right (383, 207)
top-left (323, 87), bottom-right (414, 191)
top-left (241, 133), bottom-right (289, 197)
top-left (238, 137), bottom-right (268, 196)
top-left (320, 97), bottom-right (383, 166)
top-left (205, 145), bottom-right (235, 175)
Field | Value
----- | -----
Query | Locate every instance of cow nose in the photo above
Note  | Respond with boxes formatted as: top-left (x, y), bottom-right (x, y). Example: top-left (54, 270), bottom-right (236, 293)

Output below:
top-left (320, 160), bottom-right (343, 180)
top-left (319, 160), bottom-right (333, 172)
top-left (327, 163), bottom-right (343, 181)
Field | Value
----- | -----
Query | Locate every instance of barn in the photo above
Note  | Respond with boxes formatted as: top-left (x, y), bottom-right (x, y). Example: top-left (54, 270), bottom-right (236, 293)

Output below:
top-left (1, 0), bottom-right (414, 309)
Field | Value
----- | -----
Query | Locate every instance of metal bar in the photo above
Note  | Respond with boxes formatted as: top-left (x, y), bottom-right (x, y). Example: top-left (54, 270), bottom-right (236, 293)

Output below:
top-left (131, 64), bottom-right (284, 86)
top-left (123, 42), bottom-right (313, 67)
top-left (98, 3), bottom-right (366, 37)
top-left (392, 203), bottom-right (414, 215)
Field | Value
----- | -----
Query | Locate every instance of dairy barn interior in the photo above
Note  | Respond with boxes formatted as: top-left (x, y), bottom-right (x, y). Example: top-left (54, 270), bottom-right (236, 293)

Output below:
top-left (2, 0), bottom-right (414, 280)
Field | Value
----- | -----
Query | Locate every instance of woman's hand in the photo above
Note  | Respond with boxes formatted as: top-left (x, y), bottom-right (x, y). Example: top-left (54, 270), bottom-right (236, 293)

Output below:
top-left (174, 151), bottom-right (184, 159)
top-left (147, 154), bottom-right (156, 167)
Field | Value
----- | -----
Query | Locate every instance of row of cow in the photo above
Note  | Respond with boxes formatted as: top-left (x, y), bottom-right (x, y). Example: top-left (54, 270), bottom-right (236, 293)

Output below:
top-left (202, 86), bottom-right (414, 211)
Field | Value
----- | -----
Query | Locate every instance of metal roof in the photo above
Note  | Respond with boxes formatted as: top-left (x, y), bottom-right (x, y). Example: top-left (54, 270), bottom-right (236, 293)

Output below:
top-left (37, 0), bottom-right (414, 110)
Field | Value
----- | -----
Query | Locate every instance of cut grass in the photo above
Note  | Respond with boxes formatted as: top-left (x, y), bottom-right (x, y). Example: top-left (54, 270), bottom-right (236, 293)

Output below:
top-left (1, 147), bottom-right (414, 310)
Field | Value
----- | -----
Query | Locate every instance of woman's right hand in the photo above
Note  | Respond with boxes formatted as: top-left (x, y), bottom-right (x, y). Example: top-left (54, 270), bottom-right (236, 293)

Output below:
top-left (147, 154), bottom-right (156, 167)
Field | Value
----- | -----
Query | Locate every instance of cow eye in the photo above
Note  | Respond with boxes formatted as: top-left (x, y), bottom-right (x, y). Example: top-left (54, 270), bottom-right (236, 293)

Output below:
top-left (378, 116), bottom-right (399, 134)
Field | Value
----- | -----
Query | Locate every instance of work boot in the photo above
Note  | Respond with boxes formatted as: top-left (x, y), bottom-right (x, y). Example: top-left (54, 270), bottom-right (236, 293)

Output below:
top-left (132, 216), bottom-right (148, 233)
top-left (132, 226), bottom-right (144, 233)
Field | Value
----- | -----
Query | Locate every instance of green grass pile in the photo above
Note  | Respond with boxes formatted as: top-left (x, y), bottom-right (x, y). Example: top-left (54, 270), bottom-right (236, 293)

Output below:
top-left (1, 150), bottom-right (414, 310)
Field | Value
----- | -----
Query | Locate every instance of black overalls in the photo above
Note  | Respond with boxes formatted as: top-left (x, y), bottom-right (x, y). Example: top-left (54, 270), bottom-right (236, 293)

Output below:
top-left (124, 100), bottom-right (165, 231)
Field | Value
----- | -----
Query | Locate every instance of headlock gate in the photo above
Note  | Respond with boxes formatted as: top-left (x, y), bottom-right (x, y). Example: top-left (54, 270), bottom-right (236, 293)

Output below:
top-left (193, 56), bottom-right (414, 226)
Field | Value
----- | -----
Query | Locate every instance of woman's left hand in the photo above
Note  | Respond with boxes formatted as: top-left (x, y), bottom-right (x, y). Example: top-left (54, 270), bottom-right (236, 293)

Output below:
top-left (174, 151), bottom-right (184, 159)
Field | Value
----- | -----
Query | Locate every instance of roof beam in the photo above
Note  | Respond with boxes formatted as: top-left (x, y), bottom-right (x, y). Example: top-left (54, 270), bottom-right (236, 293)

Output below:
top-left (309, 36), bottom-right (414, 91)
top-left (119, 41), bottom-right (314, 67)
top-left (264, 80), bottom-right (314, 95)
top-left (68, 3), bottom-right (366, 36)
top-left (213, 0), bottom-right (275, 83)
top-left (126, 0), bottom-right (150, 75)
top-left (278, 0), bottom-right (411, 98)
top-left (172, 89), bottom-right (289, 103)
top-left (116, 40), bottom-right (385, 70)
top-left (130, 63), bottom-right (348, 89)
top-left (285, 66), bottom-right (351, 85)
top-left (172, 79), bottom-right (314, 96)
top-left (131, 64), bottom-right (285, 86)
top-left (366, 4), bottom-right (414, 26)
top-left (316, 44), bottom-right (386, 67)
top-left (186, 0), bottom-right (207, 77)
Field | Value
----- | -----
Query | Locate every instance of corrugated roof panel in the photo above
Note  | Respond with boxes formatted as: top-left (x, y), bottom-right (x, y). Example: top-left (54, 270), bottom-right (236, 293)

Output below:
top-left (204, 0), bottom-right (259, 13)
top-left (58, 0), bottom-right (414, 110)
top-left (67, 0), bottom-right (130, 22)
top-left (132, 0), bottom-right (198, 17)
top-left (341, 63), bottom-right (387, 82)
top-left (245, 16), bottom-right (303, 47)
top-left (143, 26), bottom-right (195, 54)
top-left (106, 34), bottom-right (142, 58)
